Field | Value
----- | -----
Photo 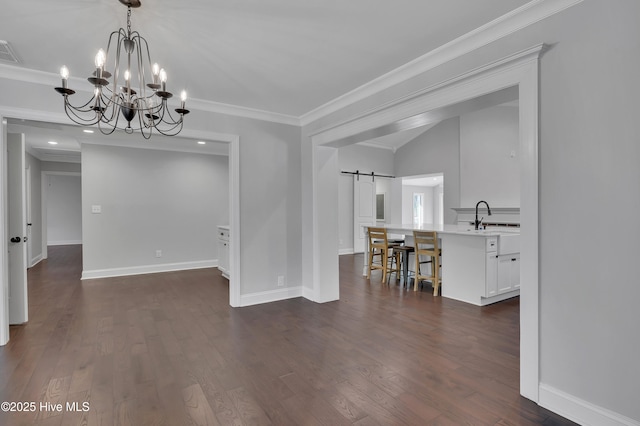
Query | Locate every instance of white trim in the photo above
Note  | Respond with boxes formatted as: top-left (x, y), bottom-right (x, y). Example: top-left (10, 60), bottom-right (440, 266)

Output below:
top-left (0, 64), bottom-right (299, 126)
top-left (300, 0), bottom-right (583, 126)
top-left (310, 44), bottom-right (542, 402)
top-left (48, 240), bottom-right (82, 246)
top-left (239, 286), bottom-right (303, 307)
top-left (29, 254), bottom-right (43, 268)
top-left (0, 117), bottom-right (8, 345)
top-left (81, 259), bottom-right (216, 280)
top-left (539, 384), bottom-right (640, 426)
top-left (310, 44), bottom-right (545, 144)
top-left (339, 248), bottom-right (354, 256)
top-left (227, 134), bottom-right (241, 307)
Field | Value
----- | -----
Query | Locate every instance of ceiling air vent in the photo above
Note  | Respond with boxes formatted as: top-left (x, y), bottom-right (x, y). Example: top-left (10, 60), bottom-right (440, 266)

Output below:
top-left (0, 40), bottom-right (20, 64)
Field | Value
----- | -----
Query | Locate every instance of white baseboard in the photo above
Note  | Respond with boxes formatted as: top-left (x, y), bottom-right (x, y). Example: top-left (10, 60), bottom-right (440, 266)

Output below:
top-left (48, 240), bottom-right (82, 246)
top-left (29, 254), bottom-right (43, 268)
top-left (539, 383), bottom-right (640, 426)
top-left (239, 286), bottom-right (303, 307)
top-left (339, 248), bottom-right (355, 255)
top-left (81, 259), bottom-right (217, 280)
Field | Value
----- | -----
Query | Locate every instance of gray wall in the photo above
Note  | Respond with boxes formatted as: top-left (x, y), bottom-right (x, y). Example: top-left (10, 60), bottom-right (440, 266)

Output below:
top-left (394, 117), bottom-right (460, 225)
top-left (46, 174), bottom-right (82, 245)
top-left (81, 144), bottom-right (228, 273)
top-left (459, 105), bottom-right (519, 207)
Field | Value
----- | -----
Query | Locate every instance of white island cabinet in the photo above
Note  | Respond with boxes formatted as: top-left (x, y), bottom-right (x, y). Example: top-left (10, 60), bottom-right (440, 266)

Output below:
top-left (363, 224), bottom-right (520, 306)
top-left (217, 225), bottom-right (230, 279)
top-left (440, 231), bottom-right (520, 306)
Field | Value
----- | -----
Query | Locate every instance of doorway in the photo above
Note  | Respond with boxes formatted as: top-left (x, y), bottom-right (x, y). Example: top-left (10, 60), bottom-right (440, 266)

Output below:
top-left (0, 114), bottom-right (242, 345)
top-left (310, 45), bottom-right (542, 401)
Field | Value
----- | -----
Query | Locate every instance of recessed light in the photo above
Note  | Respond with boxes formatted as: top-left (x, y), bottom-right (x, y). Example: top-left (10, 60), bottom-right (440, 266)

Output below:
top-left (83, 129), bottom-right (94, 134)
top-left (48, 141), bottom-right (58, 145)
top-left (197, 141), bottom-right (206, 145)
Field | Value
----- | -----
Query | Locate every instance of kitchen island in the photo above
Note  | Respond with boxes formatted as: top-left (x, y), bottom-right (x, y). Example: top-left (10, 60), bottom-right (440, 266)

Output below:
top-left (363, 224), bottom-right (520, 306)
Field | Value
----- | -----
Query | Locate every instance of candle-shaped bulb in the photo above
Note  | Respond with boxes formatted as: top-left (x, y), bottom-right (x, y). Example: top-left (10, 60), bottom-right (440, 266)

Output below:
top-left (152, 63), bottom-right (160, 84)
top-left (60, 66), bottom-right (69, 89)
top-left (159, 68), bottom-right (167, 91)
top-left (180, 90), bottom-right (187, 110)
top-left (94, 49), bottom-right (106, 68)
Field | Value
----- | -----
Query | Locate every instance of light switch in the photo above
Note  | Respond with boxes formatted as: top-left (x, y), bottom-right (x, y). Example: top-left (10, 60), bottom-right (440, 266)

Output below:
top-left (91, 205), bottom-right (102, 214)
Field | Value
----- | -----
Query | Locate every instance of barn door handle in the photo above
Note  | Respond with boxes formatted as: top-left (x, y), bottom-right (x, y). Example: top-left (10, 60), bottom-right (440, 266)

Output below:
top-left (10, 237), bottom-right (21, 243)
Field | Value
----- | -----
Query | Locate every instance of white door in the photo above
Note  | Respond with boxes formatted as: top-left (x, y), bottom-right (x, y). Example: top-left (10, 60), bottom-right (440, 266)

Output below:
top-left (7, 133), bottom-right (28, 325)
top-left (353, 175), bottom-right (376, 253)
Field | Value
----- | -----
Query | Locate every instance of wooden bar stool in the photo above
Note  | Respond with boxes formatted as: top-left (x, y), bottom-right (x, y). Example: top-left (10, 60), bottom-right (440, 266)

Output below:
top-left (367, 227), bottom-right (401, 283)
top-left (413, 230), bottom-right (442, 295)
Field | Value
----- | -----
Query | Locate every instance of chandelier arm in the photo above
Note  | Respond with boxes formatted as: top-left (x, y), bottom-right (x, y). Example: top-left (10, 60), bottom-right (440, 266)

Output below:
top-left (97, 119), bottom-right (121, 136)
top-left (66, 95), bottom-right (100, 112)
top-left (137, 113), bottom-right (153, 139)
top-left (98, 94), bottom-right (119, 123)
top-left (63, 103), bottom-right (100, 126)
top-left (159, 103), bottom-right (184, 125)
top-left (154, 120), bottom-right (184, 137)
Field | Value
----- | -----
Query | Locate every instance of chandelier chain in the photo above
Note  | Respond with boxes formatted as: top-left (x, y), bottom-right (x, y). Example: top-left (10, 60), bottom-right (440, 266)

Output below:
top-left (127, 7), bottom-right (132, 36)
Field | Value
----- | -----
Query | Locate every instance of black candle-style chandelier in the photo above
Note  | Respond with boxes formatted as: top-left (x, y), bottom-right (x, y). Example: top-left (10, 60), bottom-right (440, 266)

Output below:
top-left (54, 0), bottom-right (189, 139)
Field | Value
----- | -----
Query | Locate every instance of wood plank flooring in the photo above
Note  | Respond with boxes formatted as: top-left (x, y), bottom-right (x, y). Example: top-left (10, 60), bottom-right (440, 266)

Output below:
top-left (0, 245), bottom-right (577, 425)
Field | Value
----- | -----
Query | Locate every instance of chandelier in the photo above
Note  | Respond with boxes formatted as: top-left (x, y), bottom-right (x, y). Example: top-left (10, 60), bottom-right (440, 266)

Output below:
top-left (54, 0), bottom-right (189, 139)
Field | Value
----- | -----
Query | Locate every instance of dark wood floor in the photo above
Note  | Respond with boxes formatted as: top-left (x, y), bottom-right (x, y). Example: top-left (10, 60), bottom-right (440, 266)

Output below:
top-left (0, 246), bottom-right (576, 426)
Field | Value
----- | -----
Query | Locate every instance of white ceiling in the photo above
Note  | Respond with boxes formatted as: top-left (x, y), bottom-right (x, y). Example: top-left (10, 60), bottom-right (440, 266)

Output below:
top-left (1, 0), bottom-right (531, 156)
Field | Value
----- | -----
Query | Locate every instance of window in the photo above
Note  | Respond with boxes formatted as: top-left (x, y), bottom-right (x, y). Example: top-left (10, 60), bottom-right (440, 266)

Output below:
top-left (413, 193), bottom-right (424, 225)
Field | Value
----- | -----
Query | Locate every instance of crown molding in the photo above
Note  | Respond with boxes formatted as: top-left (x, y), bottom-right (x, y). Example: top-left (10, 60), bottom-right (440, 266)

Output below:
top-left (299, 0), bottom-right (583, 126)
top-left (1, 0), bottom-right (582, 128)
top-left (0, 63), bottom-right (300, 127)
top-left (187, 98), bottom-right (299, 126)
top-left (27, 147), bottom-right (81, 164)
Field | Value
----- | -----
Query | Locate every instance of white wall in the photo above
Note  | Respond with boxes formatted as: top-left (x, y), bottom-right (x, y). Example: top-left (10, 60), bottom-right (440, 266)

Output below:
top-left (81, 144), bottom-right (228, 277)
top-left (459, 104), bottom-right (519, 207)
top-left (46, 174), bottom-right (82, 245)
top-left (393, 118), bottom-right (460, 225)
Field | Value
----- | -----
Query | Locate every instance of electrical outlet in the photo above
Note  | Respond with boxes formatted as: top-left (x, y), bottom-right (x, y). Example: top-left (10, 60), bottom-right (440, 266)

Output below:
top-left (155, 250), bottom-right (162, 258)
top-left (277, 275), bottom-right (285, 287)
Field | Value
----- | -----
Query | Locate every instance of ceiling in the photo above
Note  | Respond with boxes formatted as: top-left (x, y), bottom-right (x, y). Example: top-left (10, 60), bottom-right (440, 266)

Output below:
top-left (0, 0), bottom-right (531, 157)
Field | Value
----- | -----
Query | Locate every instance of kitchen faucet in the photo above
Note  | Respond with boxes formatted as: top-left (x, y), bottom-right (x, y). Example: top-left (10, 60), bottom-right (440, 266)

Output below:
top-left (475, 200), bottom-right (492, 230)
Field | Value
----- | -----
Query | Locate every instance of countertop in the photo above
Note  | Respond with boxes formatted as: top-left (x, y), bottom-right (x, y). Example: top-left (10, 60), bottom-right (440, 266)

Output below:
top-left (367, 223), bottom-right (520, 237)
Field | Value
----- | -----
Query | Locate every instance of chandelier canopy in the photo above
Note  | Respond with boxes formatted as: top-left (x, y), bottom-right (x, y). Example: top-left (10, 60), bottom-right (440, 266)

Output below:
top-left (54, 0), bottom-right (189, 139)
